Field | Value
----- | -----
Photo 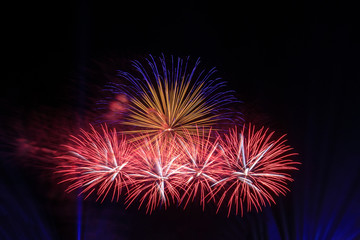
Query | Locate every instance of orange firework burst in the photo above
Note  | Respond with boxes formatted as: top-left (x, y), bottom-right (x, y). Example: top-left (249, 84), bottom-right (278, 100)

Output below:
top-left (56, 124), bottom-right (136, 202)
top-left (214, 124), bottom-right (299, 216)
top-left (110, 55), bottom-right (236, 141)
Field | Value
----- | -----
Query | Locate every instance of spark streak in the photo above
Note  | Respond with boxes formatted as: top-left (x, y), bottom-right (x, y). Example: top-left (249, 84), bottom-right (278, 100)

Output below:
top-left (125, 137), bottom-right (185, 213)
top-left (57, 124), bottom-right (135, 202)
top-left (177, 128), bottom-right (226, 210)
top-left (107, 55), bottom-right (236, 141)
top-left (215, 125), bottom-right (299, 216)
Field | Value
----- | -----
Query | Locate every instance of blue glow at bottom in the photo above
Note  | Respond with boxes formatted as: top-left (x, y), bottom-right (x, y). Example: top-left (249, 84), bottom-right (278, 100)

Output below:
top-left (77, 196), bottom-right (83, 240)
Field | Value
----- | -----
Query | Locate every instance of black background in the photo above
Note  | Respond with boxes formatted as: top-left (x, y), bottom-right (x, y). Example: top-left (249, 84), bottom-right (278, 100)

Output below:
top-left (1, 1), bottom-right (360, 239)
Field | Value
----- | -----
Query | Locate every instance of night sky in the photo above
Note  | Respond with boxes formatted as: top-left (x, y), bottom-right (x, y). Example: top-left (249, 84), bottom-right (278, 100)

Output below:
top-left (1, 1), bottom-right (360, 239)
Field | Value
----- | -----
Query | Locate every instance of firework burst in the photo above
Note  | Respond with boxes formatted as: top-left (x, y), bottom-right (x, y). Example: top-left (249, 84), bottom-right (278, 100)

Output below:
top-left (57, 124), bottom-right (136, 202)
top-left (52, 54), bottom-right (300, 216)
top-left (177, 128), bottom-right (226, 210)
top-left (126, 137), bottom-right (185, 213)
top-left (107, 55), bottom-right (236, 141)
top-left (214, 125), bottom-right (299, 216)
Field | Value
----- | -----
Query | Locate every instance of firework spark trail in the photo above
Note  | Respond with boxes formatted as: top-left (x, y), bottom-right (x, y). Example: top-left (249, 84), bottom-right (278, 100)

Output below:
top-left (56, 124), bottom-right (136, 202)
top-left (53, 55), bottom-right (300, 216)
top-left (55, 124), bottom-right (299, 215)
top-left (106, 55), bottom-right (237, 141)
top-left (125, 137), bottom-right (185, 214)
top-left (176, 127), bottom-right (227, 210)
top-left (214, 124), bottom-right (299, 216)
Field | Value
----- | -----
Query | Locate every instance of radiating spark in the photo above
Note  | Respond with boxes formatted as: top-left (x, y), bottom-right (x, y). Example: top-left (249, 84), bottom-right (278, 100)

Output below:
top-left (177, 127), bottom-right (226, 210)
top-left (107, 55), bottom-right (237, 141)
top-left (125, 137), bottom-right (185, 214)
top-left (215, 124), bottom-right (299, 216)
top-left (56, 124), bottom-right (136, 202)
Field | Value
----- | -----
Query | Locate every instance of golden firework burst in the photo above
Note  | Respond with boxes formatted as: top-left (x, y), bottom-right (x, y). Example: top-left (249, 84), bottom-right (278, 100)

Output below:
top-left (112, 55), bottom-right (237, 141)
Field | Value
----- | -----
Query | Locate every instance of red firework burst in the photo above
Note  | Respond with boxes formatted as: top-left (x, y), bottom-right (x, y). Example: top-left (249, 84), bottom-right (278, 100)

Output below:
top-left (57, 124), bottom-right (136, 202)
top-left (177, 128), bottom-right (226, 210)
top-left (214, 124), bottom-right (299, 216)
top-left (125, 137), bottom-right (185, 214)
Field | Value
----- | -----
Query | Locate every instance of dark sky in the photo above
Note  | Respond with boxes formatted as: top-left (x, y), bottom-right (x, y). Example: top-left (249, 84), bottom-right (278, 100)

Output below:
top-left (2, 1), bottom-right (360, 239)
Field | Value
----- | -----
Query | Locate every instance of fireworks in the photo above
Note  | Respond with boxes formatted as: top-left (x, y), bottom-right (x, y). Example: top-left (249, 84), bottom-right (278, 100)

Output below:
top-left (125, 137), bottom-right (184, 213)
top-left (214, 125), bottom-right (299, 216)
top-left (56, 124), bottom-right (136, 202)
top-left (107, 55), bottom-right (236, 141)
top-left (54, 55), bottom-right (299, 216)
top-left (56, 124), bottom-right (298, 216)
top-left (176, 128), bottom-right (225, 210)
